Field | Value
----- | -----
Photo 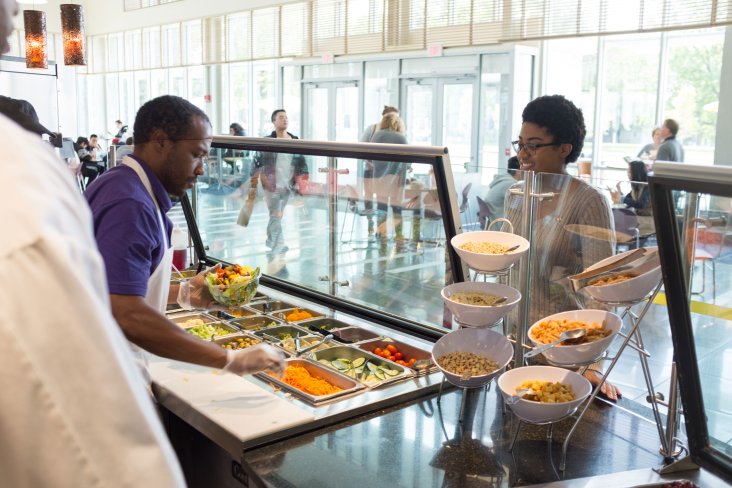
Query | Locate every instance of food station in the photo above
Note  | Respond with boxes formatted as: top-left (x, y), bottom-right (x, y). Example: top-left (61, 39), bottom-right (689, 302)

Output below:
top-left (155, 138), bottom-right (732, 487)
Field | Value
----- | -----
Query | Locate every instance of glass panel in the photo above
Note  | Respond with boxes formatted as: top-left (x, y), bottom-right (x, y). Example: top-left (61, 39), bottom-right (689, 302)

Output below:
top-left (142, 27), bottom-right (161, 69)
top-left (125, 30), bottom-right (142, 70)
top-left (282, 66), bottom-right (302, 137)
top-left (305, 87), bottom-right (329, 141)
top-left (169, 67), bottom-right (186, 97)
top-left (663, 28), bottom-right (724, 165)
top-left (198, 144), bottom-right (452, 329)
top-left (103, 74), bottom-right (119, 135)
top-left (252, 61), bottom-right (276, 137)
top-left (134, 71), bottom-right (150, 116)
top-left (183, 20), bottom-right (203, 65)
top-left (150, 69), bottom-right (168, 98)
top-left (161, 24), bottom-right (181, 67)
top-left (687, 194), bottom-right (732, 456)
top-left (545, 37), bottom-right (598, 161)
top-left (226, 12), bottom-right (251, 61)
top-left (229, 63), bottom-right (250, 136)
top-left (119, 73), bottom-right (134, 133)
top-left (441, 83), bottom-right (473, 168)
top-left (405, 83), bottom-right (433, 145)
top-left (504, 172), bottom-right (616, 325)
top-left (363, 60), bottom-right (399, 132)
top-left (335, 85), bottom-right (359, 142)
top-left (598, 33), bottom-right (661, 166)
top-left (479, 53), bottom-right (510, 179)
top-left (187, 66), bottom-right (206, 111)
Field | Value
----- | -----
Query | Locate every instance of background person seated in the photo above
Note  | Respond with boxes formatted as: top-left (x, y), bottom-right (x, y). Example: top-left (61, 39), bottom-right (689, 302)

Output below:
top-left (610, 160), bottom-right (651, 215)
top-left (75, 136), bottom-right (105, 185)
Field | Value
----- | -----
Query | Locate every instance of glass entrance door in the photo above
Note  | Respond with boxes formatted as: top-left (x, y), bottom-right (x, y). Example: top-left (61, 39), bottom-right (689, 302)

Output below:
top-left (402, 77), bottom-right (477, 171)
top-left (303, 81), bottom-right (359, 142)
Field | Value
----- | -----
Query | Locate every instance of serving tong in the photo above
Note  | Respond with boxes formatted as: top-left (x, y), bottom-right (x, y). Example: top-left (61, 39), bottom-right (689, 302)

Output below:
top-left (568, 247), bottom-right (659, 294)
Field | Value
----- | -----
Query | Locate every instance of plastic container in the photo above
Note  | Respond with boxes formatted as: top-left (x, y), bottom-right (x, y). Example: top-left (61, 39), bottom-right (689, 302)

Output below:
top-left (171, 225), bottom-right (189, 271)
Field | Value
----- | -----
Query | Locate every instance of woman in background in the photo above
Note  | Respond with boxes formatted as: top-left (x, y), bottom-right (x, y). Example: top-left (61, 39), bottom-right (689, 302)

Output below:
top-left (637, 127), bottom-right (663, 160)
top-left (610, 160), bottom-right (650, 214)
top-left (371, 112), bottom-right (409, 250)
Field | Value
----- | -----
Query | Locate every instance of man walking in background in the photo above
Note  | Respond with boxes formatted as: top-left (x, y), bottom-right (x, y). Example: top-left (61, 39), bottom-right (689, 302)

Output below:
top-left (656, 118), bottom-right (684, 162)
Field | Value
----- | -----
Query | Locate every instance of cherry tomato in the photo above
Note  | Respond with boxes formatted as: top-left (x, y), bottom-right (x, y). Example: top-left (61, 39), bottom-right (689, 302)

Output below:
top-left (386, 344), bottom-right (397, 354)
top-left (408, 358), bottom-right (416, 365)
top-left (373, 347), bottom-right (383, 356)
top-left (394, 352), bottom-right (403, 360)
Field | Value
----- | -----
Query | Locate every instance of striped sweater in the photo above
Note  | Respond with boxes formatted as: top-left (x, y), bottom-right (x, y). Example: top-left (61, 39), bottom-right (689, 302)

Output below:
top-left (504, 174), bottom-right (615, 325)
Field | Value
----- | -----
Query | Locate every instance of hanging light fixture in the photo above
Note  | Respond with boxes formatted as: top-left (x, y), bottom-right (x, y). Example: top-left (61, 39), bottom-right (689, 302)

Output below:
top-left (24, 10), bottom-right (47, 69)
top-left (60, 3), bottom-right (86, 66)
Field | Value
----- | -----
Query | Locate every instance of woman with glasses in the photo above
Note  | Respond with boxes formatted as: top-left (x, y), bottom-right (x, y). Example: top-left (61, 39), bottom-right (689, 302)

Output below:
top-left (504, 95), bottom-right (621, 402)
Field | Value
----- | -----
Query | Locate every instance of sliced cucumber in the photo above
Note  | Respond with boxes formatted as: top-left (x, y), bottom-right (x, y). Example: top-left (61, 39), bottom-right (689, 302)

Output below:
top-left (319, 359), bottom-right (331, 366)
top-left (366, 362), bottom-right (380, 374)
top-left (383, 369), bottom-right (400, 377)
top-left (332, 359), bottom-right (350, 370)
top-left (374, 369), bottom-right (386, 380)
top-left (352, 357), bottom-right (366, 368)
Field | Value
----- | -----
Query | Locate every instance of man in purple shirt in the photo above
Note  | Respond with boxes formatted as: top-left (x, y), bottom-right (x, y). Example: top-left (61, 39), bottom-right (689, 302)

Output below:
top-left (86, 95), bottom-right (283, 376)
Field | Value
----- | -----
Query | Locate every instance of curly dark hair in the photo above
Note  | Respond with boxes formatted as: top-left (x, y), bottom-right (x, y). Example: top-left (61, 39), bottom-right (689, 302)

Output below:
top-left (522, 95), bottom-right (586, 164)
top-left (133, 95), bottom-right (210, 145)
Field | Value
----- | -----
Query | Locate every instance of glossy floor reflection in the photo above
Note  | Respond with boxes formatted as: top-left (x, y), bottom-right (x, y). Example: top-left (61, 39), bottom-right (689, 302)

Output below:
top-left (245, 385), bottom-right (667, 487)
top-left (174, 189), bottom-right (732, 454)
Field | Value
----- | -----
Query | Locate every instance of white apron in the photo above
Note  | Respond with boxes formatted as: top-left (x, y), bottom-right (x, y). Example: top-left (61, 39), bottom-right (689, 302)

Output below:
top-left (122, 156), bottom-right (174, 380)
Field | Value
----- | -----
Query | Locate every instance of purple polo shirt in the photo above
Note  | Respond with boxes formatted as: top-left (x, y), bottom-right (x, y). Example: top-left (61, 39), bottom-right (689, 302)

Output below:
top-left (85, 155), bottom-right (174, 297)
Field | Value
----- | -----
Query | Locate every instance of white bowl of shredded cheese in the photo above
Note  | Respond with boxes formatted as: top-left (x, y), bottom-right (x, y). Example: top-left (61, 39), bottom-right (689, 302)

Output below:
top-left (451, 231), bottom-right (529, 272)
top-left (441, 281), bottom-right (522, 327)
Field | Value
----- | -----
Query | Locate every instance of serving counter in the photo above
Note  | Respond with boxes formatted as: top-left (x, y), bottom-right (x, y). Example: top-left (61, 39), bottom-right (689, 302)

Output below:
top-left (159, 139), bottom-right (731, 487)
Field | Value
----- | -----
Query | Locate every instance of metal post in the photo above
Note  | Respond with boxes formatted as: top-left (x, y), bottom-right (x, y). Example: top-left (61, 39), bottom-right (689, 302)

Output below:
top-left (327, 156), bottom-right (337, 296)
top-left (514, 171), bottom-right (535, 367)
top-left (661, 362), bottom-right (683, 459)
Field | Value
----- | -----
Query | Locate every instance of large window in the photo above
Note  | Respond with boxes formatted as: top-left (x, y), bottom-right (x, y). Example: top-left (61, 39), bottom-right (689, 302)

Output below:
top-left (545, 37), bottom-right (599, 160)
top-left (253, 61), bottom-right (276, 137)
top-left (664, 29), bottom-right (724, 164)
top-left (363, 60), bottom-right (399, 132)
top-left (228, 63), bottom-right (251, 136)
top-left (599, 34), bottom-right (661, 164)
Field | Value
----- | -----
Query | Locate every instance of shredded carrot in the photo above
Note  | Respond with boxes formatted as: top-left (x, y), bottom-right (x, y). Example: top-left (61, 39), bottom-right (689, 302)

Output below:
top-left (286, 308), bottom-right (313, 322)
top-left (274, 365), bottom-right (342, 396)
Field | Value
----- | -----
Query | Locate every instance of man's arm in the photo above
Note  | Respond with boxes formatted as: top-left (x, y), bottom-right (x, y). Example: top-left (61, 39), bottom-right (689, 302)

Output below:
top-left (111, 294), bottom-right (228, 369)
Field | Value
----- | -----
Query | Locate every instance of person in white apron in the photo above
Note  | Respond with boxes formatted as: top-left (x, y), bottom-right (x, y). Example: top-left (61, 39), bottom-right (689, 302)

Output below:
top-left (85, 96), bottom-right (284, 377)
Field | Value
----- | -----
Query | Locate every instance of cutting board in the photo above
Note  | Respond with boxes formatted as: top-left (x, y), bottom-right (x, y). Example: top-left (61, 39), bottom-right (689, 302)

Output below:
top-left (149, 359), bottom-right (315, 445)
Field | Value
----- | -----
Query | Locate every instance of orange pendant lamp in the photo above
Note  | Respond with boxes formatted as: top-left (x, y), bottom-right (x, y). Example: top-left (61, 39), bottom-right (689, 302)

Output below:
top-left (60, 3), bottom-right (86, 66)
top-left (24, 10), bottom-right (47, 69)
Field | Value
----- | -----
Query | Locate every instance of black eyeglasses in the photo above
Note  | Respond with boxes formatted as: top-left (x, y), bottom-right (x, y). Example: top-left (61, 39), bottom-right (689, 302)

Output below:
top-left (511, 140), bottom-right (560, 154)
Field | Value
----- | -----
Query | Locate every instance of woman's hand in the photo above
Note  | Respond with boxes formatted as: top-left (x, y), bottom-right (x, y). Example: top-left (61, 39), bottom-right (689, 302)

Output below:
top-left (608, 184), bottom-right (622, 204)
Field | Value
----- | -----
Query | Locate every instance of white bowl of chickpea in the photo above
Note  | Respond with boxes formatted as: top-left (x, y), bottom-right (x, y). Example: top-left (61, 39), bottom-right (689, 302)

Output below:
top-left (527, 309), bottom-right (622, 366)
top-left (450, 231), bottom-right (529, 272)
top-left (497, 365), bottom-right (592, 423)
top-left (583, 248), bottom-right (661, 303)
top-left (432, 328), bottom-right (513, 388)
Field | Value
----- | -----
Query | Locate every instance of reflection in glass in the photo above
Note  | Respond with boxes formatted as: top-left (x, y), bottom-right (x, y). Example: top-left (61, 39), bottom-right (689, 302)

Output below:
top-left (195, 147), bottom-right (450, 328)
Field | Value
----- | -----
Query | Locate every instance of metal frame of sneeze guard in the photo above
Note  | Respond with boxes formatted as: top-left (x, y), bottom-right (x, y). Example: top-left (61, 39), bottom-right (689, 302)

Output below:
top-left (506, 170), bottom-right (555, 367)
